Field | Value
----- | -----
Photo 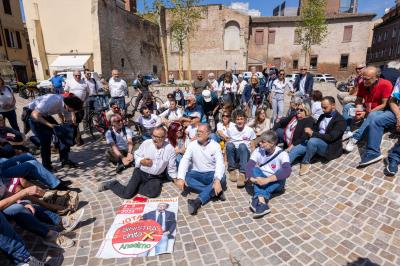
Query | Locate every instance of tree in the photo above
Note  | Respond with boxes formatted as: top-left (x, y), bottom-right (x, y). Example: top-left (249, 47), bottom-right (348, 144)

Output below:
top-left (296, 0), bottom-right (328, 68)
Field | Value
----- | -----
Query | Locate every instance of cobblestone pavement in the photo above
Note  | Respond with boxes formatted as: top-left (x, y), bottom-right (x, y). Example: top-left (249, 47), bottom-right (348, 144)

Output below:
top-left (2, 85), bottom-right (400, 265)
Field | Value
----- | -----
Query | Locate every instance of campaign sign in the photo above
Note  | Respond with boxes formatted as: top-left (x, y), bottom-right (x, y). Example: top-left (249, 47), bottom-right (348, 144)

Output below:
top-left (96, 197), bottom-right (178, 258)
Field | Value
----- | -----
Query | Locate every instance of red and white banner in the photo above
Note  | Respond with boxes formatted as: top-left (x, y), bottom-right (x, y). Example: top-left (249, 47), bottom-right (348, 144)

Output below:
top-left (96, 197), bottom-right (179, 258)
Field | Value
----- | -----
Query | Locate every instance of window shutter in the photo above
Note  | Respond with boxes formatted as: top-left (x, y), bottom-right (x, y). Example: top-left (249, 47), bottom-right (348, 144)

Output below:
top-left (16, 31), bottom-right (22, 48)
top-left (4, 29), bottom-right (11, 47)
top-left (255, 30), bottom-right (263, 45)
top-left (343, 25), bottom-right (353, 42)
top-left (268, 30), bottom-right (275, 44)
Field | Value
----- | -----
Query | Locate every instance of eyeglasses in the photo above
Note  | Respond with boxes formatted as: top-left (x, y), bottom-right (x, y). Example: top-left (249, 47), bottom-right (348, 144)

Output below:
top-left (74, 75), bottom-right (81, 77)
top-left (300, 68), bottom-right (307, 71)
top-left (296, 108), bottom-right (305, 112)
top-left (152, 135), bottom-right (165, 140)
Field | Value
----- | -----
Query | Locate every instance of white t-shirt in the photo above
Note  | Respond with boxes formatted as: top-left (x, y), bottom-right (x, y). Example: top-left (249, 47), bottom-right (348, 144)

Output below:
top-left (311, 101), bottom-right (323, 121)
top-left (27, 94), bottom-right (65, 116)
top-left (64, 79), bottom-right (90, 102)
top-left (319, 116), bottom-right (332, 134)
top-left (227, 124), bottom-right (256, 149)
top-left (218, 81), bottom-right (237, 94)
top-left (85, 78), bottom-right (100, 96)
top-left (186, 124), bottom-right (198, 140)
top-left (272, 79), bottom-right (293, 94)
top-left (160, 108), bottom-right (182, 121)
top-left (137, 114), bottom-right (161, 129)
top-left (250, 147), bottom-right (289, 177)
top-left (237, 80), bottom-right (248, 94)
top-left (108, 77), bottom-right (128, 97)
top-left (0, 86), bottom-right (15, 112)
top-left (208, 80), bottom-right (219, 91)
top-left (105, 127), bottom-right (133, 150)
top-left (217, 122), bottom-right (234, 137)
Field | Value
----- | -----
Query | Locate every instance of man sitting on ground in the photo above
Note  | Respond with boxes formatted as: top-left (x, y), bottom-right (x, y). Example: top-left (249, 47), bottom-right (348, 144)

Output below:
top-left (181, 95), bottom-right (206, 124)
top-left (98, 126), bottom-right (177, 198)
top-left (160, 100), bottom-right (182, 127)
top-left (136, 105), bottom-right (161, 139)
top-left (105, 114), bottom-right (134, 173)
top-left (290, 96), bottom-right (346, 176)
top-left (106, 102), bottom-right (124, 122)
top-left (246, 130), bottom-right (291, 218)
top-left (185, 112), bottom-right (201, 141)
top-left (343, 66), bottom-right (393, 152)
top-left (226, 109), bottom-right (256, 188)
top-left (175, 124), bottom-right (226, 215)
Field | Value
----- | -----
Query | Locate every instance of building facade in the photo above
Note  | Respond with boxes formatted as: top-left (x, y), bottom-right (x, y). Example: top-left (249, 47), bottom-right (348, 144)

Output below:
top-left (0, 0), bottom-right (34, 82)
top-left (248, 13), bottom-right (375, 79)
top-left (367, 4), bottom-right (400, 67)
top-left (23, 0), bottom-right (162, 81)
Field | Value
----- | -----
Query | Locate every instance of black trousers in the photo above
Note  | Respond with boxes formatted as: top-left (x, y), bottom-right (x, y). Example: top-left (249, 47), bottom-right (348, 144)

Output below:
top-left (109, 168), bottom-right (164, 199)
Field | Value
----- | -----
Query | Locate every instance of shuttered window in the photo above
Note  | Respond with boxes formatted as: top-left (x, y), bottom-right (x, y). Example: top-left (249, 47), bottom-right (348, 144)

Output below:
top-left (268, 30), bottom-right (275, 44)
top-left (255, 30), bottom-right (264, 45)
top-left (343, 25), bottom-right (353, 42)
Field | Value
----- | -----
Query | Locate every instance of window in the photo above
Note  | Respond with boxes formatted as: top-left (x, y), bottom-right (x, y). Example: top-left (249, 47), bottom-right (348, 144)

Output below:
top-left (268, 30), bottom-right (276, 44)
top-left (224, 21), bottom-right (240, 50)
top-left (340, 54), bottom-right (349, 69)
top-left (4, 29), bottom-right (17, 48)
top-left (273, 57), bottom-right (281, 68)
top-left (2, 0), bottom-right (11, 15)
top-left (15, 31), bottom-right (21, 49)
top-left (393, 27), bottom-right (397, 38)
top-left (378, 33), bottom-right (381, 42)
top-left (292, 59), bottom-right (299, 69)
top-left (255, 29), bottom-right (264, 45)
top-left (294, 29), bottom-right (301, 44)
top-left (0, 34), bottom-right (3, 46)
top-left (310, 55), bottom-right (318, 69)
top-left (343, 25), bottom-right (353, 42)
top-left (384, 31), bottom-right (388, 41)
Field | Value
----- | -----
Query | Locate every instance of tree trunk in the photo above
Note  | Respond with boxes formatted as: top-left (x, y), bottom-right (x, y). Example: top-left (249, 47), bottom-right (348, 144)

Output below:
top-left (178, 45), bottom-right (184, 82)
top-left (158, 17), bottom-right (168, 84)
top-left (187, 35), bottom-right (192, 84)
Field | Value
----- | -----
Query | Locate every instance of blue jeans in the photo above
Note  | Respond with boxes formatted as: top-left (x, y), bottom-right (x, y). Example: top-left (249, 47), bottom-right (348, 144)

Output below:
top-left (155, 235), bottom-right (169, 254)
top-left (364, 110), bottom-right (397, 158)
top-left (176, 153), bottom-right (183, 168)
top-left (352, 111), bottom-right (384, 141)
top-left (0, 212), bottom-right (30, 264)
top-left (276, 127), bottom-right (285, 144)
top-left (3, 203), bottom-right (61, 238)
top-left (252, 168), bottom-right (285, 200)
top-left (0, 153), bottom-right (60, 189)
top-left (0, 109), bottom-right (20, 132)
top-left (272, 93), bottom-right (285, 121)
top-left (342, 103), bottom-right (355, 131)
top-left (288, 138), bottom-right (328, 164)
top-left (185, 170), bottom-right (227, 204)
top-left (226, 142), bottom-right (250, 173)
top-left (388, 143), bottom-right (400, 164)
top-left (53, 87), bottom-right (64, 94)
top-left (110, 96), bottom-right (126, 110)
top-left (87, 95), bottom-right (100, 111)
top-left (29, 117), bottom-right (70, 169)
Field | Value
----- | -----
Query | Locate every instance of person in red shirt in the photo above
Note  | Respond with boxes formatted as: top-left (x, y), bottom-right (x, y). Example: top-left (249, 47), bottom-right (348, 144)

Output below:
top-left (343, 66), bottom-right (393, 152)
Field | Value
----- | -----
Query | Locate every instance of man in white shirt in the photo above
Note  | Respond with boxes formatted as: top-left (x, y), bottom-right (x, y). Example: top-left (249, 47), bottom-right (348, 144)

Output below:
top-left (108, 69), bottom-right (128, 110)
top-left (175, 124), bottom-right (226, 215)
top-left (160, 100), bottom-right (182, 126)
top-left (185, 112), bottom-right (201, 140)
top-left (137, 105), bottom-right (161, 139)
top-left (105, 114), bottom-right (134, 173)
top-left (207, 73), bottom-right (219, 91)
top-left (246, 130), bottom-right (291, 218)
top-left (98, 126), bottom-right (177, 198)
top-left (83, 69), bottom-right (100, 111)
top-left (226, 109), bottom-right (256, 188)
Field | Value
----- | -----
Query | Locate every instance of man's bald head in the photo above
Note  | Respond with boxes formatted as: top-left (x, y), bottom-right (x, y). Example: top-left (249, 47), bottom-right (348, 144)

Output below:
top-left (73, 70), bottom-right (81, 81)
top-left (363, 66), bottom-right (379, 87)
top-left (112, 69), bottom-right (119, 78)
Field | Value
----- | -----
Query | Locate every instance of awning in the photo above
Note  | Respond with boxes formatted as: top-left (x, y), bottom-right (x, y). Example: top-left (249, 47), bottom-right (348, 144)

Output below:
top-left (49, 55), bottom-right (90, 71)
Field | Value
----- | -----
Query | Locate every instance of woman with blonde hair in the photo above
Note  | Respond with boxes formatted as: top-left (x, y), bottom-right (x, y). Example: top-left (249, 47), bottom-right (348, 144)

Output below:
top-left (247, 108), bottom-right (270, 137)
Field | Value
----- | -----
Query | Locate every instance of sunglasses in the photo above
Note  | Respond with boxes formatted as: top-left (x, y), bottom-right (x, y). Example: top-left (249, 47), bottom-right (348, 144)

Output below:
top-left (356, 67), bottom-right (363, 70)
top-left (222, 115), bottom-right (230, 117)
top-left (74, 75), bottom-right (81, 77)
top-left (296, 108), bottom-right (305, 112)
top-left (300, 68), bottom-right (307, 71)
top-left (279, 73), bottom-right (285, 76)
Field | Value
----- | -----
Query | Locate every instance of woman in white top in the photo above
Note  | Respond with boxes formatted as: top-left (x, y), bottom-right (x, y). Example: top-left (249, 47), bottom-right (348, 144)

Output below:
top-left (218, 72), bottom-right (237, 106)
top-left (216, 111), bottom-right (234, 143)
top-left (271, 70), bottom-right (293, 123)
top-left (0, 77), bottom-right (19, 131)
top-left (247, 108), bottom-right (270, 137)
top-left (311, 90), bottom-right (324, 121)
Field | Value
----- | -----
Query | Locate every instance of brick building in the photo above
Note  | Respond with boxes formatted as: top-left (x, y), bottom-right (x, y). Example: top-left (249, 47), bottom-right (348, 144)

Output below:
top-left (23, 0), bottom-right (162, 81)
top-left (367, 3), bottom-right (400, 67)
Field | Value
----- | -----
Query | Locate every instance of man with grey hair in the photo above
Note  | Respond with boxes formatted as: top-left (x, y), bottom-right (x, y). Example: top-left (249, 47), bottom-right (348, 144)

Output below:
top-left (181, 95), bottom-right (206, 123)
top-left (246, 130), bottom-right (291, 218)
top-left (109, 69), bottom-right (128, 110)
top-left (337, 64), bottom-right (365, 106)
top-left (207, 73), bottom-right (219, 91)
top-left (176, 123), bottom-right (226, 215)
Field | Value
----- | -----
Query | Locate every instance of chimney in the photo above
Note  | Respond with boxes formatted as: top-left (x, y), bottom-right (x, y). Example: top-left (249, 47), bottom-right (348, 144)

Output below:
top-left (125, 0), bottom-right (137, 13)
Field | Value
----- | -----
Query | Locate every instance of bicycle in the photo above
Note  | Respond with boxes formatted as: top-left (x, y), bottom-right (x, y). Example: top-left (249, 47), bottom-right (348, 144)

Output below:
top-left (84, 107), bottom-right (110, 139)
top-left (19, 86), bottom-right (49, 100)
top-left (127, 90), bottom-right (164, 115)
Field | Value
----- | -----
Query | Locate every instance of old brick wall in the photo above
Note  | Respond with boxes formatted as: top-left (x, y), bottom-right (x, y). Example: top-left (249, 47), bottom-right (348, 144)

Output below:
top-left (165, 4), bottom-right (249, 76)
top-left (97, 0), bottom-right (162, 81)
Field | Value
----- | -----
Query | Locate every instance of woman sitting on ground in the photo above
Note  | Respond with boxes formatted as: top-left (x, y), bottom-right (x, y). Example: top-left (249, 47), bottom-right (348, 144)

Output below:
top-left (167, 122), bottom-right (187, 166)
top-left (273, 103), bottom-right (314, 162)
top-left (311, 90), bottom-right (323, 121)
top-left (247, 108), bottom-right (271, 137)
top-left (216, 111), bottom-right (234, 149)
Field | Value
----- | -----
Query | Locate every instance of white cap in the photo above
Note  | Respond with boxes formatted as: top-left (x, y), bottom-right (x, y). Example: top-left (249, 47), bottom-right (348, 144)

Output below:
top-left (202, 89), bottom-right (212, 102)
top-left (189, 112), bottom-right (201, 118)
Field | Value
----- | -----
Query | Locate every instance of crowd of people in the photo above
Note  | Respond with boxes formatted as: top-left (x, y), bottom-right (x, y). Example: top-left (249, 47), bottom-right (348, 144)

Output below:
top-left (0, 63), bottom-right (398, 264)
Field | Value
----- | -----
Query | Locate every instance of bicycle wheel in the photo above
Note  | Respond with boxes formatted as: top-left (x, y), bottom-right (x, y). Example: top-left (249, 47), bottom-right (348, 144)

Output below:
top-left (88, 112), bottom-right (107, 138)
top-left (127, 96), bottom-right (140, 115)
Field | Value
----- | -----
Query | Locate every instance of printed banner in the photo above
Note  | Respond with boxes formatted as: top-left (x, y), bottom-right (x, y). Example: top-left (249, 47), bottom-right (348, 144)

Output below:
top-left (96, 197), bottom-right (179, 258)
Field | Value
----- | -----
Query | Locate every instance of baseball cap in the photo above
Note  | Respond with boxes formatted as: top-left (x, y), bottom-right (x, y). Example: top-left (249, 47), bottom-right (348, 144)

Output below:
top-left (202, 89), bottom-right (212, 102)
top-left (189, 112), bottom-right (201, 118)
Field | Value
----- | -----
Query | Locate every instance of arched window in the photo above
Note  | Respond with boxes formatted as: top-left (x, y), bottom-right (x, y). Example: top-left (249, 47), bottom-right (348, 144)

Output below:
top-left (224, 21), bottom-right (240, 51)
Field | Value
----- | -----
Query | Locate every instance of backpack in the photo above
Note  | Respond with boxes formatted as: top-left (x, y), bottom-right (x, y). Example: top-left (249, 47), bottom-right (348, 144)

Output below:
top-left (110, 126), bottom-right (127, 144)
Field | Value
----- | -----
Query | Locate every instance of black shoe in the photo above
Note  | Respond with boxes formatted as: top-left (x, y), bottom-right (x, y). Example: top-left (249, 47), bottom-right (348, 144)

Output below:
top-left (61, 159), bottom-right (78, 168)
top-left (116, 163), bottom-right (126, 174)
top-left (187, 198), bottom-right (202, 215)
top-left (218, 192), bottom-right (226, 202)
top-left (56, 180), bottom-right (73, 190)
top-left (98, 180), bottom-right (117, 192)
top-left (44, 165), bottom-right (56, 173)
top-left (181, 186), bottom-right (190, 197)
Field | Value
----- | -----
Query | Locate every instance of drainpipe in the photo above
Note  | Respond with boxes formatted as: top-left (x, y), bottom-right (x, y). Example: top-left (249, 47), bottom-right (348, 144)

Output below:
top-left (0, 17), bottom-right (9, 60)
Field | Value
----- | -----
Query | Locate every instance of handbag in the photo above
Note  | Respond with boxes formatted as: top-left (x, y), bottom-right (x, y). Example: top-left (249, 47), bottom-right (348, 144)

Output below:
top-left (42, 190), bottom-right (79, 215)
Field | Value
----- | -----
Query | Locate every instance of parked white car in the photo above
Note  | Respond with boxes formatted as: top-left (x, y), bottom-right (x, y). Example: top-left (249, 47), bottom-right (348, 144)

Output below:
top-left (314, 73), bottom-right (337, 84)
top-left (37, 71), bottom-right (99, 89)
top-left (242, 71), bottom-right (265, 82)
top-left (285, 73), bottom-right (300, 84)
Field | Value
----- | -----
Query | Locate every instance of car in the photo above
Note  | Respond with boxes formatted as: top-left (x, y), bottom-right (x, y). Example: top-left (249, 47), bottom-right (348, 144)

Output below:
top-left (285, 73), bottom-right (300, 84)
top-left (242, 71), bottom-right (265, 82)
top-left (143, 74), bottom-right (160, 85)
top-left (37, 71), bottom-right (99, 89)
top-left (314, 73), bottom-right (337, 84)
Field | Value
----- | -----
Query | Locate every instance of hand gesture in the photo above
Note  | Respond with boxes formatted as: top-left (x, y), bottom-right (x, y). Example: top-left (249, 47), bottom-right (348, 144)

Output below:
top-left (174, 179), bottom-right (185, 191)
top-left (304, 127), bottom-right (313, 136)
top-left (24, 204), bottom-right (36, 215)
top-left (140, 158), bottom-right (153, 167)
top-left (24, 186), bottom-right (45, 197)
top-left (213, 179), bottom-right (222, 195)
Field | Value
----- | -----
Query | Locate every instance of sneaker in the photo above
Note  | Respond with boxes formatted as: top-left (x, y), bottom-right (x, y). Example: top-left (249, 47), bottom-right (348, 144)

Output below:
top-left (384, 157), bottom-right (398, 176)
top-left (342, 130), bottom-right (353, 141)
top-left (299, 164), bottom-right (310, 176)
top-left (249, 197), bottom-right (259, 213)
top-left (61, 159), bottom-right (78, 168)
top-left (228, 170), bottom-right (238, 182)
top-left (181, 186), bottom-right (190, 197)
top-left (237, 173), bottom-right (246, 188)
top-left (55, 180), bottom-right (72, 191)
top-left (345, 138), bottom-right (358, 152)
top-left (62, 208), bottom-right (85, 232)
top-left (97, 180), bottom-right (117, 192)
top-left (358, 154), bottom-right (384, 168)
top-left (116, 163), bottom-right (126, 174)
top-left (28, 256), bottom-right (45, 266)
top-left (217, 192), bottom-right (226, 202)
top-left (42, 232), bottom-right (75, 249)
top-left (253, 202), bottom-right (271, 219)
top-left (187, 198), bottom-right (202, 215)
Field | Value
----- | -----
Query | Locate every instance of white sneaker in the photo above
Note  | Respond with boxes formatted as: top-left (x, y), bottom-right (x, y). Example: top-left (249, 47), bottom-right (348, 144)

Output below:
top-left (342, 131), bottom-right (353, 141)
top-left (42, 232), bottom-right (75, 249)
top-left (345, 138), bottom-right (358, 152)
top-left (62, 208), bottom-right (85, 232)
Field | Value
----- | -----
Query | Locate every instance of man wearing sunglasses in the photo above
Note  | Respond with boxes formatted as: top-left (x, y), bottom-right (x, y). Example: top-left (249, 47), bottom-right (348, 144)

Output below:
top-left (293, 67), bottom-right (314, 106)
top-left (98, 126), bottom-right (177, 199)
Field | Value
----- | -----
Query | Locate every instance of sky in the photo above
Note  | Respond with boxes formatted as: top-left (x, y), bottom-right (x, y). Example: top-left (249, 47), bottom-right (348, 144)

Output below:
top-left (138, 0), bottom-right (392, 18)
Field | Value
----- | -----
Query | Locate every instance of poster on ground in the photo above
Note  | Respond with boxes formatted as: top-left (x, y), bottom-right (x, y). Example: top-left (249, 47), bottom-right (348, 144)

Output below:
top-left (96, 197), bottom-right (179, 258)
